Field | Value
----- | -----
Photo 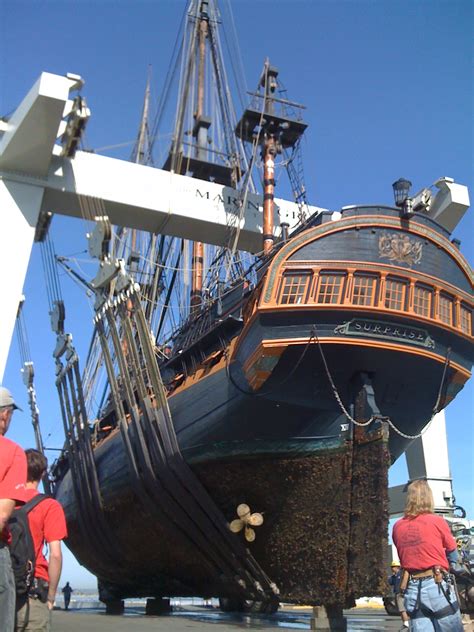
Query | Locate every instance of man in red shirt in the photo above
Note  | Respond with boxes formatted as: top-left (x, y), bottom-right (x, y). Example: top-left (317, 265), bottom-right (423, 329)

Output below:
top-left (0, 386), bottom-right (27, 632)
top-left (15, 449), bottom-right (67, 632)
top-left (393, 479), bottom-right (463, 631)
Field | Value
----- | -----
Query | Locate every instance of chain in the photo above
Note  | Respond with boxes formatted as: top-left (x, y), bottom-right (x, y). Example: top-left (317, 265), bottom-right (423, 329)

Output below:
top-left (311, 324), bottom-right (452, 439)
top-left (311, 325), bottom-right (376, 427)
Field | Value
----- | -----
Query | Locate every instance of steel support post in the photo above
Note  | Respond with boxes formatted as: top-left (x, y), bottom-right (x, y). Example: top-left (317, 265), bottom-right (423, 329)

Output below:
top-left (0, 180), bottom-right (43, 380)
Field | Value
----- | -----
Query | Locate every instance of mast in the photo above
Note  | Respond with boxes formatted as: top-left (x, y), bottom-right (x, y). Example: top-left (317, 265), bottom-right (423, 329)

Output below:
top-left (236, 60), bottom-right (308, 255)
top-left (135, 67), bottom-right (152, 166)
top-left (190, 2), bottom-right (209, 314)
top-left (261, 63), bottom-right (277, 255)
top-left (162, 0), bottom-right (246, 317)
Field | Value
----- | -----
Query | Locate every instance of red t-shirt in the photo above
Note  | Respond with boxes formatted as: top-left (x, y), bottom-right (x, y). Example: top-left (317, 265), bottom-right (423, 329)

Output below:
top-left (21, 489), bottom-right (68, 582)
top-left (0, 436), bottom-right (27, 543)
top-left (393, 513), bottom-right (456, 572)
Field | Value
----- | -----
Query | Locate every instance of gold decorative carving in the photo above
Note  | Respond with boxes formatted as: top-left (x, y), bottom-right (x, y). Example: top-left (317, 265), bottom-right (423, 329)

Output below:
top-left (379, 232), bottom-right (422, 266)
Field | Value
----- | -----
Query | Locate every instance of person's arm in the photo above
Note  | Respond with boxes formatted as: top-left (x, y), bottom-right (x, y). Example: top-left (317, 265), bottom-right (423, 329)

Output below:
top-left (0, 445), bottom-right (27, 531)
top-left (47, 541), bottom-right (63, 610)
top-left (446, 548), bottom-right (459, 564)
top-left (439, 517), bottom-right (457, 552)
top-left (0, 498), bottom-right (15, 530)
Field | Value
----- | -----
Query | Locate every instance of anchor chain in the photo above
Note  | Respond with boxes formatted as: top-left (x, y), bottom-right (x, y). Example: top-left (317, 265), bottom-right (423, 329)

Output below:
top-left (311, 324), bottom-right (452, 440)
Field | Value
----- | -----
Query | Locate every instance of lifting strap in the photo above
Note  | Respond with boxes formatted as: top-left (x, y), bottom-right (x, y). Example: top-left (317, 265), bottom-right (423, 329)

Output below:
top-left (94, 282), bottom-right (278, 601)
top-left (54, 330), bottom-right (119, 574)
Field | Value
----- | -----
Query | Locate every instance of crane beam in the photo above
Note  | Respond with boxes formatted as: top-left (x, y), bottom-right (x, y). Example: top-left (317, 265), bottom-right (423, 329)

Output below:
top-left (0, 72), bottom-right (323, 380)
top-left (2, 148), bottom-right (319, 250)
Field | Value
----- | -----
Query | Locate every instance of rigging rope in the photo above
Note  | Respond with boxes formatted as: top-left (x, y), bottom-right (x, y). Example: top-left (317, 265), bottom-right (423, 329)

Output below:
top-left (148, 8), bottom-right (186, 161)
top-left (221, 0), bottom-right (248, 112)
top-left (222, 63), bottom-right (268, 282)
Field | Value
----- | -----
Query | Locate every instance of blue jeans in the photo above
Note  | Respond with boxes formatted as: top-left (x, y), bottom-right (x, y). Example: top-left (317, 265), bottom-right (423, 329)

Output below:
top-left (404, 576), bottom-right (464, 631)
top-left (0, 546), bottom-right (15, 632)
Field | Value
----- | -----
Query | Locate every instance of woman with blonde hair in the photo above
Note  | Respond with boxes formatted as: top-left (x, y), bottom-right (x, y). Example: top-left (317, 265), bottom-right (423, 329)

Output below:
top-left (392, 479), bottom-right (463, 631)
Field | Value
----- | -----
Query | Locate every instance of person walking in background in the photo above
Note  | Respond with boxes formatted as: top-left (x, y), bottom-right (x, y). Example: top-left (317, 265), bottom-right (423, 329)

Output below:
top-left (388, 561), bottom-right (410, 628)
top-left (0, 387), bottom-right (27, 632)
top-left (15, 449), bottom-right (67, 632)
top-left (393, 479), bottom-right (464, 632)
top-left (61, 582), bottom-right (73, 611)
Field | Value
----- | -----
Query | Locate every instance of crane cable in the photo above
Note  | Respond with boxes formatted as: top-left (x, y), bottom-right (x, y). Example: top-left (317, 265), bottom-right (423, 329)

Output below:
top-left (39, 233), bottom-right (63, 312)
top-left (15, 301), bottom-right (31, 368)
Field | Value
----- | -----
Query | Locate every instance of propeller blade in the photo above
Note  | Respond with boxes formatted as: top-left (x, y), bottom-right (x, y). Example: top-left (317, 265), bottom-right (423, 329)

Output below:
top-left (230, 519), bottom-right (244, 533)
top-left (248, 512), bottom-right (263, 526)
top-left (244, 526), bottom-right (256, 542)
top-left (237, 503), bottom-right (250, 519)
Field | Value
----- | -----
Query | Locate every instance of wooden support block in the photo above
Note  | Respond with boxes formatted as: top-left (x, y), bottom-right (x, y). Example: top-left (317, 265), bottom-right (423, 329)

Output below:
top-left (310, 605), bottom-right (347, 631)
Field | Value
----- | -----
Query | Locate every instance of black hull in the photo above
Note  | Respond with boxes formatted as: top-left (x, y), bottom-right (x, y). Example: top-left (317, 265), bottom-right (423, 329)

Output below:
top-left (56, 425), bottom-right (389, 604)
top-left (55, 331), bottom-right (451, 600)
top-left (52, 206), bottom-right (473, 604)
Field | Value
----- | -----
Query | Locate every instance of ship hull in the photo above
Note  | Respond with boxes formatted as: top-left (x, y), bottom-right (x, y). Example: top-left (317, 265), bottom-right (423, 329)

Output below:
top-left (52, 206), bottom-right (473, 604)
top-left (54, 325), bottom-right (455, 601)
top-left (56, 423), bottom-right (389, 604)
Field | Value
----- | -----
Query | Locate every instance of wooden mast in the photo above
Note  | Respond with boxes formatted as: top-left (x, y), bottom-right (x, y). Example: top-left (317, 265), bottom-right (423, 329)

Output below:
top-left (262, 61), bottom-right (276, 255)
top-left (190, 2), bottom-right (208, 314)
top-left (262, 138), bottom-right (276, 255)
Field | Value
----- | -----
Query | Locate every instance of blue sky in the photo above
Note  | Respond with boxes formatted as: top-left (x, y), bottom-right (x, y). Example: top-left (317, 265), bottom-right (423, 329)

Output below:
top-left (1, 0), bottom-right (472, 589)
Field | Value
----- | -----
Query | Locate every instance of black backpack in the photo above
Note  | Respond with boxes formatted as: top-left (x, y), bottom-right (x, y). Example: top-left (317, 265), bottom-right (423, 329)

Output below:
top-left (8, 494), bottom-right (48, 596)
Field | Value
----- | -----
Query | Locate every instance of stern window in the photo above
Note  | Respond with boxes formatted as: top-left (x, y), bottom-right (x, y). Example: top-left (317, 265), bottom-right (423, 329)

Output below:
top-left (352, 275), bottom-right (377, 306)
top-left (385, 278), bottom-right (407, 310)
top-left (438, 294), bottom-right (454, 325)
top-left (459, 304), bottom-right (472, 335)
top-left (413, 284), bottom-right (433, 318)
top-left (315, 273), bottom-right (345, 304)
top-left (279, 273), bottom-right (310, 305)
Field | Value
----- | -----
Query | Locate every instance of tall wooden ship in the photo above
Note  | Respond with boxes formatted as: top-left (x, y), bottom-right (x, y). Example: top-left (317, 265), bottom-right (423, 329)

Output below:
top-left (42, 0), bottom-right (472, 614)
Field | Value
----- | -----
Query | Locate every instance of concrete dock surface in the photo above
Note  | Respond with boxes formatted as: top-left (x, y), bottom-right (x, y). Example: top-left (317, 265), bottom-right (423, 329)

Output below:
top-left (49, 605), bottom-right (415, 631)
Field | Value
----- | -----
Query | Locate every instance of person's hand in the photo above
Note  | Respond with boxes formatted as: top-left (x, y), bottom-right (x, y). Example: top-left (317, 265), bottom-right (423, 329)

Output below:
top-left (47, 598), bottom-right (55, 611)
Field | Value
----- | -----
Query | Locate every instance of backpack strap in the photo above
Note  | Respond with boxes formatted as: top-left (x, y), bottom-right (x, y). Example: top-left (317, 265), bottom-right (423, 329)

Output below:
top-left (20, 494), bottom-right (49, 514)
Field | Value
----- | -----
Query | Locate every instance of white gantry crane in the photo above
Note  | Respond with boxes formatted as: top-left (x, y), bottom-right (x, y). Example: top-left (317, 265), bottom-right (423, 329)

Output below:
top-left (0, 72), bottom-right (470, 514)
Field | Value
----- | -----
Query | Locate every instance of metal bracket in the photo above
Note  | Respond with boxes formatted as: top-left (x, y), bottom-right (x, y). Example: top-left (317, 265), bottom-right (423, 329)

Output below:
top-left (53, 333), bottom-right (73, 360)
top-left (50, 300), bottom-right (66, 335)
top-left (61, 95), bottom-right (90, 158)
top-left (91, 258), bottom-right (121, 290)
top-left (22, 361), bottom-right (35, 387)
top-left (87, 216), bottom-right (112, 260)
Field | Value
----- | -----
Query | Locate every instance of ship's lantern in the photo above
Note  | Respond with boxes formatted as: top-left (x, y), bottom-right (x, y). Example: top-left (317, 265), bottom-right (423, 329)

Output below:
top-left (392, 178), bottom-right (412, 208)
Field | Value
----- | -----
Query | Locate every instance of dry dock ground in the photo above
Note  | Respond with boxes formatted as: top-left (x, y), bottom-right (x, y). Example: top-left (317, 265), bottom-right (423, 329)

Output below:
top-left (49, 605), bottom-right (414, 631)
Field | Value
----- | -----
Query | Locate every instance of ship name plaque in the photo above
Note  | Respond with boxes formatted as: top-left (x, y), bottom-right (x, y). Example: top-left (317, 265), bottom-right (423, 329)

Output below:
top-left (334, 318), bottom-right (435, 349)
